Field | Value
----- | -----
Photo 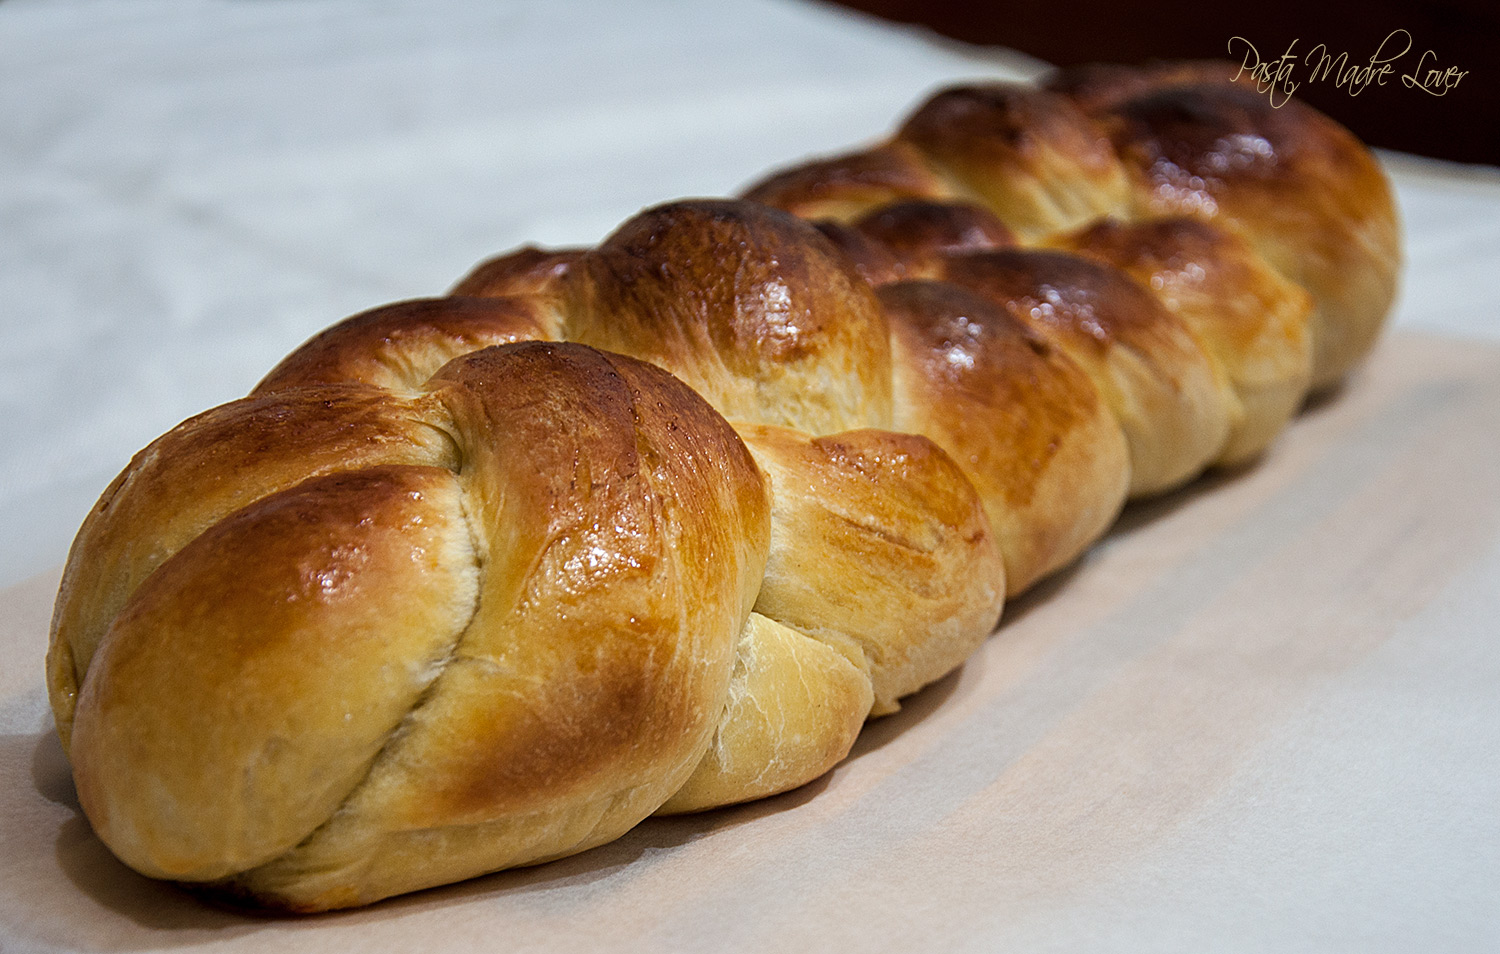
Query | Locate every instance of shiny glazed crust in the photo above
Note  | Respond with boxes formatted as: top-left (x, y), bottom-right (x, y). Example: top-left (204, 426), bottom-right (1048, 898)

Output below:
top-left (747, 64), bottom-right (1400, 390)
top-left (48, 61), bottom-right (1399, 911)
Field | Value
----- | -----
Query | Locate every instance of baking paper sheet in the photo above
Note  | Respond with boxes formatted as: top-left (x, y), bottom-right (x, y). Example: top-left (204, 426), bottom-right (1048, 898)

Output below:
top-left (3, 332), bottom-right (1499, 951)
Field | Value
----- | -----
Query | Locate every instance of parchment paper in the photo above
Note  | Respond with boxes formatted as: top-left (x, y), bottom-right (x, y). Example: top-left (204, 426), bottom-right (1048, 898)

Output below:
top-left (3, 332), bottom-right (1498, 952)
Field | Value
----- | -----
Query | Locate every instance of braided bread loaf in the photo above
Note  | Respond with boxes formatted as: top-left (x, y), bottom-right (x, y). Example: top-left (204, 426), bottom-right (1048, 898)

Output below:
top-left (45, 62), bottom-right (1399, 911)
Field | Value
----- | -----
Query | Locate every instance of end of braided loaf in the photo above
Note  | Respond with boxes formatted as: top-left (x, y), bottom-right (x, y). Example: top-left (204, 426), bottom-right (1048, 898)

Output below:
top-left (746, 62), bottom-right (1400, 390)
top-left (46, 61), bottom-right (1399, 910)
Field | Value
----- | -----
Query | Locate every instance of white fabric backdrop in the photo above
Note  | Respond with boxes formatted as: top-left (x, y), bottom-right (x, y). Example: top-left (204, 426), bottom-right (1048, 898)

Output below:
top-left (3, 0), bottom-right (1496, 587)
top-left (2, 0), bottom-right (1500, 585)
top-left (0, 0), bottom-right (1039, 584)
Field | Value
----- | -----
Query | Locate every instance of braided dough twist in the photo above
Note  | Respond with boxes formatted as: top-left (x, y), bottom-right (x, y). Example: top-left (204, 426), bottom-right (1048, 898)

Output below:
top-left (46, 62), bottom-right (1399, 911)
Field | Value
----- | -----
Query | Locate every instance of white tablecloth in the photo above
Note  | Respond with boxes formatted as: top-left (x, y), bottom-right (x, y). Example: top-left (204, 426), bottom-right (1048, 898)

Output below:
top-left (2, 2), bottom-right (1497, 950)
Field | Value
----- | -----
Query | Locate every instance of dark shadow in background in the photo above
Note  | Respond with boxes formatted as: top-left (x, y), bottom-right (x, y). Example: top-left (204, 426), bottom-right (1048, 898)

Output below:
top-left (821, 0), bottom-right (1499, 165)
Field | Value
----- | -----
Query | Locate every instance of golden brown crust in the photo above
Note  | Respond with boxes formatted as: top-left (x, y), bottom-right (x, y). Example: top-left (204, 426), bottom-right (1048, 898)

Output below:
top-left (449, 246), bottom-right (584, 298)
top-left (811, 219), bottom-right (909, 286)
top-left (1049, 217), bottom-right (1313, 463)
top-left (740, 423), bottom-right (1005, 714)
top-left (809, 200), bottom-right (1015, 288)
top-left (49, 61), bottom-right (1400, 912)
top-left (1097, 83), bottom-right (1400, 388)
top-left (379, 342), bottom-right (769, 820)
top-left (47, 386), bottom-right (457, 748)
top-left (895, 83), bottom-right (1133, 239)
top-left (54, 338), bottom-right (774, 910)
top-left (741, 142), bottom-right (950, 222)
top-left (743, 63), bottom-right (1400, 395)
top-left (566, 200), bottom-right (894, 435)
top-left (257, 297), bottom-right (557, 393)
top-left (851, 200), bottom-right (1016, 273)
top-left (71, 466), bottom-right (479, 882)
top-left (226, 343), bottom-right (771, 910)
top-left (879, 280), bottom-right (1128, 593)
top-left (936, 248), bottom-right (1232, 496)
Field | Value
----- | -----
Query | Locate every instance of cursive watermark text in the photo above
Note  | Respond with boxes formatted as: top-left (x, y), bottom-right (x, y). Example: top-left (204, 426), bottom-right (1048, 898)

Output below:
top-left (1228, 30), bottom-right (1467, 107)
